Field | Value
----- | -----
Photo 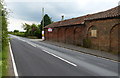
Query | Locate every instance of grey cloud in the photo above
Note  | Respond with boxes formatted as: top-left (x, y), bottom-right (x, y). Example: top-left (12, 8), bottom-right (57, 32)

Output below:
top-left (7, 2), bottom-right (86, 22)
top-left (7, 1), bottom-right (119, 23)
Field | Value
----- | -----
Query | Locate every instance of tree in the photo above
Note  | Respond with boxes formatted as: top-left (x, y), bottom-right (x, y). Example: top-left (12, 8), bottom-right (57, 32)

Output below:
top-left (22, 23), bottom-right (31, 36)
top-left (34, 27), bottom-right (42, 38)
top-left (41, 14), bottom-right (52, 30)
top-left (0, 0), bottom-right (8, 50)
top-left (22, 23), bottom-right (31, 32)
top-left (22, 23), bottom-right (42, 38)
top-left (30, 24), bottom-right (38, 36)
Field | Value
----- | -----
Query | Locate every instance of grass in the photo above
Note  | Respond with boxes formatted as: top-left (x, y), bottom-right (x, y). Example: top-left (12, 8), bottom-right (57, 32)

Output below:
top-left (9, 32), bottom-right (25, 37)
top-left (1, 46), bottom-right (9, 77)
top-left (26, 36), bottom-right (38, 39)
top-left (0, 51), bottom-right (2, 78)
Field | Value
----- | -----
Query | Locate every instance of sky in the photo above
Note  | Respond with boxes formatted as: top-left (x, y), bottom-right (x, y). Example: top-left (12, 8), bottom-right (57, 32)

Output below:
top-left (5, 0), bottom-right (120, 31)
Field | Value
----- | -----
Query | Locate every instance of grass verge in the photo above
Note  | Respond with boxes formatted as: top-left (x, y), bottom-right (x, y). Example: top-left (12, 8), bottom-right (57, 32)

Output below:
top-left (0, 51), bottom-right (2, 78)
top-left (1, 46), bottom-right (9, 77)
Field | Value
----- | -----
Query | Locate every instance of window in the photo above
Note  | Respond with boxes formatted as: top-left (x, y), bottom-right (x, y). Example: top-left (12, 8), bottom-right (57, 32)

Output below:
top-left (91, 30), bottom-right (97, 37)
top-left (90, 26), bottom-right (97, 37)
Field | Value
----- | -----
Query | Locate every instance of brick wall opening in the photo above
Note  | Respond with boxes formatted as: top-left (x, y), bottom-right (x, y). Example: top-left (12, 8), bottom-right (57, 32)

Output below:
top-left (110, 24), bottom-right (119, 54)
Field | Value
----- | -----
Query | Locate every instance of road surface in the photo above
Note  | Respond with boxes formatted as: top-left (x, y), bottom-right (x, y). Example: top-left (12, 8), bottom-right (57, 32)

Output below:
top-left (9, 35), bottom-right (119, 76)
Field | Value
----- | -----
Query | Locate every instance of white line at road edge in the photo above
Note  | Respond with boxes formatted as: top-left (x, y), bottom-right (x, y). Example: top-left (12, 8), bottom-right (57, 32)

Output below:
top-left (42, 50), bottom-right (77, 67)
top-left (9, 42), bottom-right (19, 78)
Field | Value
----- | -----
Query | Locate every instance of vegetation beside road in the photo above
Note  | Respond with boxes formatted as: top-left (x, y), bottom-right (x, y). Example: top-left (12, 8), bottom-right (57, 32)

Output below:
top-left (9, 23), bottom-right (42, 39)
top-left (0, 0), bottom-right (9, 77)
top-left (9, 31), bottom-right (25, 37)
top-left (0, 5), bottom-right (52, 77)
top-left (9, 14), bottom-right (52, 39)
top-left (1, 46), bottom-right (9, 76)
top-left (23, 23), bottom-right (42, 38)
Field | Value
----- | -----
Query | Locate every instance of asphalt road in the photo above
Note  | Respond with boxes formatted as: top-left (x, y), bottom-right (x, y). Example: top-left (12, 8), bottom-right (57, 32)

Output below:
top-left (9, 35), bottom-right (119, 76)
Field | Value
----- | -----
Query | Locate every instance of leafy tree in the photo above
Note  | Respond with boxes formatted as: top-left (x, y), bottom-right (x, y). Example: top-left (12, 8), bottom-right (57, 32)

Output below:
top-left (41, 14), bottom-right (52, 30)
top-left (0, 0), bottom-right (8, 50)
top-left (30, 24), bottom-right (38, 36)
top-left (22, 23), bottom-right (31, 36)
top-left (22, 23), bottom-right (42, 38)
top-left (22, 23), bottom-right (31, 32)
top-left (34, 27), bottom-right (42, 38)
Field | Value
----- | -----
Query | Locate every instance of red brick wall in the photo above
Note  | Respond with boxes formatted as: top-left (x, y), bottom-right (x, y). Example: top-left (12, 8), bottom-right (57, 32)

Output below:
top-left (57, 27), bottom-right (66, 43)
top-left (44, 18), bottom-right (119, 54)
top-left (85, 18), bottom-right (119, 53)
top-left (51, 28), bottom-right (58, 41)
top-left (110, 24), bottom-right (119, 54)
top-left (74, 26), bottom-right (84, 46)
top-left (65, 27), bottom-right (75, 44)
top-left (45, 25), bottom-right (85, 45)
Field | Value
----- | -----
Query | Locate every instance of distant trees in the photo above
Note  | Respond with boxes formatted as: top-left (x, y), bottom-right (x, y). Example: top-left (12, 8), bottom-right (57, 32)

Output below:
top-left (22, 14), bottom-right (52, 39)
top-left (12, 14), bottom-right (53, 39)
top-left (23, 23), bottom-right (42, 38)
top-left (14, 30), bottom-right (19, 33)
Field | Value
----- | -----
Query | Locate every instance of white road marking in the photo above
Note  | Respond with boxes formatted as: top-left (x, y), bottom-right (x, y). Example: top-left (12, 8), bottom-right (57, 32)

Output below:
top-left (9, 42), bottom-right (19, 78)
top-left (27, 42), bottom-right (37, 47)
top-left (25, 41), bottom-right (119, 63)
top-left (10, 35), bottom-right (119, 63)
top-left (42, 50), bottom-right (77, 67)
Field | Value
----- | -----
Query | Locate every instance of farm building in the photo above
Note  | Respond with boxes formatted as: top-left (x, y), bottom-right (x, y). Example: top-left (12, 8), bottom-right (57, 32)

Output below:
top-left (44, 6), bottom-right (120, 54)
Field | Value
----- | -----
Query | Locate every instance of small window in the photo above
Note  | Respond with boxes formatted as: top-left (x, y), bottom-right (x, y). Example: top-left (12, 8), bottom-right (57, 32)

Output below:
top-left (91, 30), bottom-right (97, 37)
top-left (90, 26), bottom-right (97, 37)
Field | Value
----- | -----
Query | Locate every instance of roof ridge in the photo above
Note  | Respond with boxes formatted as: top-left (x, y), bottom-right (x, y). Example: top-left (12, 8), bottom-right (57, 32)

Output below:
top-left (45, 5), bottom-right (119, 28)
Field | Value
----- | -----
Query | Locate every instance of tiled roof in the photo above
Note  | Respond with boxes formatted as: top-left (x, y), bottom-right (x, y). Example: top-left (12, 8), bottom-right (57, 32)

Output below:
top-left (44, 22), bottom-right (60, 28)
top-left (44, 15), bottom-right (90, 28)
top-left (45, 6), bottom-right (119, 28)
top-left (85, 5), bottom-right (120, 20)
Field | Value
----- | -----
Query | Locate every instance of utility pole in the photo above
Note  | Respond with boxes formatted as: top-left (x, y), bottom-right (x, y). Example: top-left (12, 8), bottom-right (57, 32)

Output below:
top-left (42, 8), bottom-right (44, 39)
top-left (42, 8), bottom-right (44, 28)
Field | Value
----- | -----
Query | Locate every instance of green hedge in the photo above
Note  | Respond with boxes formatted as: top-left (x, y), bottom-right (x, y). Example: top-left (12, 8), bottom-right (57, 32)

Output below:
top-left (0, 0), bottom-right (8, 77)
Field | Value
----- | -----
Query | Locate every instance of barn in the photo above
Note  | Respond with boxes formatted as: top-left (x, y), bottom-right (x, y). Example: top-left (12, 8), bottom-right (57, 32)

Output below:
top-left (44, 6), bottom-right (120, 54)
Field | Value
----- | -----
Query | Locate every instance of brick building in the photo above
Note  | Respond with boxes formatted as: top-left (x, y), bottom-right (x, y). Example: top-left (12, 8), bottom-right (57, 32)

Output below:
top-left (44, 6), bottom-right (120, 54)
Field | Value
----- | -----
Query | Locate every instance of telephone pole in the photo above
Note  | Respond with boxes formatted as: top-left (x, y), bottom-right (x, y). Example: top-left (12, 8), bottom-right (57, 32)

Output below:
top-left (42, 8), bottom-right (45, 39)
top-left (42, 8), bottom-right (44, 28)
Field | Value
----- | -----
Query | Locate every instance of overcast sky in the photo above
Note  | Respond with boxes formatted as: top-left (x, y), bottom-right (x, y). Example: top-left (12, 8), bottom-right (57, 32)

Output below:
top-left (5, 0), bottom-right (120, 31)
